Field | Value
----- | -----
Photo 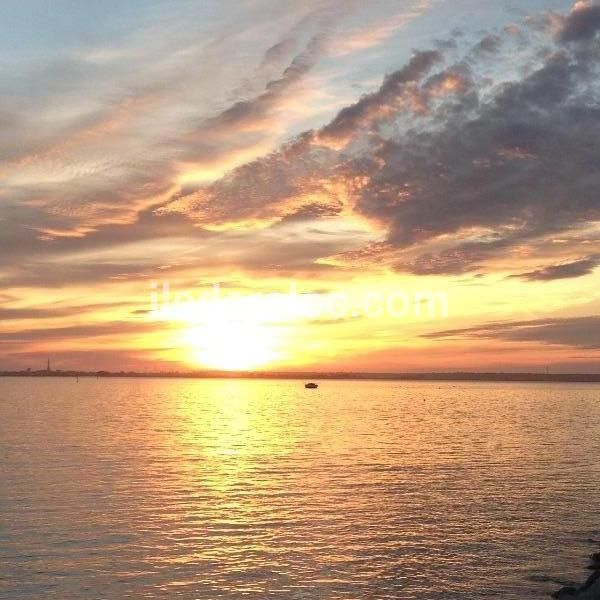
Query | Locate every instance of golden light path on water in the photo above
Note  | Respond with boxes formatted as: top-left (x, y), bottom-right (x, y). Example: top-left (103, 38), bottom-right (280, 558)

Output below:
top-left (1, 377), bottom-right (600, 599)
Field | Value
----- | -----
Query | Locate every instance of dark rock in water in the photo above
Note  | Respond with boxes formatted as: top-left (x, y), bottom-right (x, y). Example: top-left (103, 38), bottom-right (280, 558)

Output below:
top-left (553, 567), bottom-right (600, 599)
top-left (581, 570), bottom-right (600, 588)
top-left (553, 586), bottom-right (579, 598)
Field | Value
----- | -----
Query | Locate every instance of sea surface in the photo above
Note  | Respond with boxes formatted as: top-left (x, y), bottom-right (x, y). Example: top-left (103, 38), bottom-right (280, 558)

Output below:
top-left (1, 378), bottom-right (599, 599)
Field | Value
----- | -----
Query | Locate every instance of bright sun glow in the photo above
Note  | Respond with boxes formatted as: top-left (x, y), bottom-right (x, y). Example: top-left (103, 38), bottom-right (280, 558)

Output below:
top-left (183, 319), bottom-right (282, 371)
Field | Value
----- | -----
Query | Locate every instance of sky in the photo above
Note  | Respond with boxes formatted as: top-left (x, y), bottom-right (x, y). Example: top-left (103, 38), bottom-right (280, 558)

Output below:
top-left (1, 0), bottom-right (599, 373)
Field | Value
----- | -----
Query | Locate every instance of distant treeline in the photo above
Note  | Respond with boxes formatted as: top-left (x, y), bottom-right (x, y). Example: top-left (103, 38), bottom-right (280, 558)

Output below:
top-left (1, 370), bottom-right (599, 382)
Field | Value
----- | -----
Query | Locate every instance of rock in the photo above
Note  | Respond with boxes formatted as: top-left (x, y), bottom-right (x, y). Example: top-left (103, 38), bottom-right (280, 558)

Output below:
top-left (581, 569), bottom-right (600, 590)
top-left (551, 543), bottom-right (600, 598)
top-left (574, 571), bottom-right (600, 600)
top-left (553, 570), bottom-right (600, 599)
top-left (552, 585), bottom-right (579, 598)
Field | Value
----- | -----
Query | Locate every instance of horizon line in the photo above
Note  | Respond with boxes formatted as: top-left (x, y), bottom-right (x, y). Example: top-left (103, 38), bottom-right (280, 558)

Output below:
top-left (2, 369), bottom-right (599, 383)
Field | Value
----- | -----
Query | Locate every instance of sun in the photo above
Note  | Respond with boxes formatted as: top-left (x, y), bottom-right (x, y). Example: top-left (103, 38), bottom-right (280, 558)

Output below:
top-left (182, 319), bottom-right (282, 371)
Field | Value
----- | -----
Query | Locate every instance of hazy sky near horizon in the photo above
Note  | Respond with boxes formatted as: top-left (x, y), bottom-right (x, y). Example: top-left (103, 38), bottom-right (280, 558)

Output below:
top-left (1, 0), bottom-right (599, 372)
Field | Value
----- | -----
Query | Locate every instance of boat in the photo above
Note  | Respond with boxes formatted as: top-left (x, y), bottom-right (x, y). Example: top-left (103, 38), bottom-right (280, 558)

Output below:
top-left (304, 382), bottom-right (318, 389)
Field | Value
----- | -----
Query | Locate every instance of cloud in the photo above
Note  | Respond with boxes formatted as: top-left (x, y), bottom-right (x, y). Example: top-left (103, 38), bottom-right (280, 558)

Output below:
top-left (350, 48), bottom-right (600, 271)
top-left (0, 0), bottom-right (348, 239)
top-left (161, 5), bottom-right (600, 276)
top-left (0, 300), bottom-right (145, 323)
top-left (317, 49), bottom-right (443, 145)
top-left (424, 316), bottom-right (600, 349)
top-left (198, 16), bottom-right (338, 137)
top-left (4, 1), bottom-right (600, 287)
top-left (161, 48), bottom-right (443, 228)
top-left (0, 307), bottom-right (73, 321)
top-left (557, 2), bottom-right (600, 43)
top-left (0, 320), bottom-right (158, 343)
top-left (159, 133), bottom-right (342, 228)
top-left (328, 1), bottom-right (432, 57)
top-left (179, 28), bottom-right (333, 170)
top-left (0, 1), bottom-right (360, 282)
top-left (511, 255), bottom-right (600, 281)
top-left (470, 34), bottom-right (503, 56)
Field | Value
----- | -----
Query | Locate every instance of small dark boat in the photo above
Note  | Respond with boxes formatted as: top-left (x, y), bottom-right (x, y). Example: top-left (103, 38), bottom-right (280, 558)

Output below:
top-left (305, 382), bottom-right (318, 389)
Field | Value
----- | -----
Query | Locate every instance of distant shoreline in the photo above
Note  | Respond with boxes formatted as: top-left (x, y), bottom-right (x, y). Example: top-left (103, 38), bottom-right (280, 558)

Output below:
top-left (1, 370), bottom-right (599, 383)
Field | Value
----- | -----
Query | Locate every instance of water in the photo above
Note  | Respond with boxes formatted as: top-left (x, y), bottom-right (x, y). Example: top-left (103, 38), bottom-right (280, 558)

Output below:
top-left (1, 378), bottom-right (599, 599)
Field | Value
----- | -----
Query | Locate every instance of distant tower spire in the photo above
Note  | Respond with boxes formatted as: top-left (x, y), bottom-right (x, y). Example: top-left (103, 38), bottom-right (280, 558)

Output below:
top-left (47, 358), bottom-right (51, 372)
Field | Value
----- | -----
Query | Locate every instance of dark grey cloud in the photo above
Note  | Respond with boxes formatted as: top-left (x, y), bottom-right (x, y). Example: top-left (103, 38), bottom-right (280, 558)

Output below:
top-left (558, 3), bottom-right (600, 43)
top-left (470, 34), bottom-right (503, 56)
top-left (355, 51), bottom-right (600, 259)
top-left (511, 255), bottom-right (600, 281)
top-left (163, 7), bottom-right (600, 277)
top-left (424, 316), bottom-right (600, 349)
top-left (318, 49), bottom-right (442, 143)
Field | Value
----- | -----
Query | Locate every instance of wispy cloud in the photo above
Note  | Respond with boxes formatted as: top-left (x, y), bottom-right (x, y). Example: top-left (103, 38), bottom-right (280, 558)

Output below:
top-left (0, 0), bottom-right (353, 235)
top-left (511, 255), bottom-right (600, 281)
top-left (328, 0), bottom-right (432, 56)
top-left (424, 316), bottom-right (600, 349)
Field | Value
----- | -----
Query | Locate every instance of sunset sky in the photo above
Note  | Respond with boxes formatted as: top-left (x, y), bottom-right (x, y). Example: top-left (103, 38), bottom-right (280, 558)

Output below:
top-left (1, 0), bottom-right (599, 373)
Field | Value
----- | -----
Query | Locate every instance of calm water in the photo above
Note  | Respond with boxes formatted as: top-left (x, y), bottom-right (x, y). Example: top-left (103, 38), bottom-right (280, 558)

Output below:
top-left (1, 378), bottom-right (599, 599)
